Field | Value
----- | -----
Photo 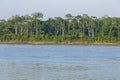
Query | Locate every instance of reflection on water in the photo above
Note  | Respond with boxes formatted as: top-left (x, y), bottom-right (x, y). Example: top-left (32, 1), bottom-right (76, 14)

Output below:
top-left (0, 45), bottom-right (120, 80)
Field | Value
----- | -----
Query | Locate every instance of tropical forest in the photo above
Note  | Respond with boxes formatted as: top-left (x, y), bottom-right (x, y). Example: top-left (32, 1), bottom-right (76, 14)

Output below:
top-left (0, 12), bottom-right (120, 43)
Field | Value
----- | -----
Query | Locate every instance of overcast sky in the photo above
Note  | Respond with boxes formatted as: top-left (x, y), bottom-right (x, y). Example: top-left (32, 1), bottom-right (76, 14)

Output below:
top-left (0, 0), bottom-right (120, 19)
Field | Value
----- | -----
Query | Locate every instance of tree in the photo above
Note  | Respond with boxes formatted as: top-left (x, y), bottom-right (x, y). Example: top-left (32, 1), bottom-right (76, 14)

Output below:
top-left (65, 14), bottom-right (73, 32)
top-left (0, 12), bottom-right (120, 43)
top-left (0, 19), bottom-right (6, 35)
top-left (31, 12), bottom-right (43, 35)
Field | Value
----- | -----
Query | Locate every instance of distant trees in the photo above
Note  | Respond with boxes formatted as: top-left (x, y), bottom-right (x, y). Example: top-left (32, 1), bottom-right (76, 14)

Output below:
top-left (32, 12), bottom-right (43, 35)
top-left (0, 12), bottom-right (120, 42)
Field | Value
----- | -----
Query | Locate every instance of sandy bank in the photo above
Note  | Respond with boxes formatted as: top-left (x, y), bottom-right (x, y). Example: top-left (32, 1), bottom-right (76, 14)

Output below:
top-left (0, 41), bottom-right (119, 45)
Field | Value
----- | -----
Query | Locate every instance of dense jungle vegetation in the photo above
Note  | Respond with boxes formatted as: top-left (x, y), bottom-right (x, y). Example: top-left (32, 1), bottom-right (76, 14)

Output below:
top-left (0, 12), bottom-right (120, 43)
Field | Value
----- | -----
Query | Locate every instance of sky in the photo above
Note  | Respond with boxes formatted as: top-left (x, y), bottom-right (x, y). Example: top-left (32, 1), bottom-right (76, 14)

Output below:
top-left (0, 0), bottom-right (120, 19)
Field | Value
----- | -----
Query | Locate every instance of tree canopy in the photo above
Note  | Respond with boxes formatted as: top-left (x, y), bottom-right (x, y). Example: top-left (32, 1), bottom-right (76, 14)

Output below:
top-left (0, 12), bottom-right (120, 43)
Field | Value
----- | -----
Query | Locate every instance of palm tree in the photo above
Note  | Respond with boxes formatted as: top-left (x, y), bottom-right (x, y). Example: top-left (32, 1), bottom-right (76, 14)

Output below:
top-left (31, 12), bottom-right (43, 35)
top-left (91, 16), bottom-right (97, 38)
top-left (55, 17), bottom-right (65, 36)
top-left (9, 15), bottom-right (23, 35)
top-left (81, 14), bottom-right (89, 37)
top-left (0, 19), bottom-right (6, 35)
top-left (65, 14), bottom-right (73, 32)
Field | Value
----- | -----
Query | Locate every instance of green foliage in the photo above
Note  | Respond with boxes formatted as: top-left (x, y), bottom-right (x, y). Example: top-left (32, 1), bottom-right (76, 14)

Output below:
top-left (0, 12), bottom-right (120, 43)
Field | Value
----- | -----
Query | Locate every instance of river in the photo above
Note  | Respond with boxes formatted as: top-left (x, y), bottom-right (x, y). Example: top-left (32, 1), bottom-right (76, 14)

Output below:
top-left (0, 44), bottom-right (120, 80)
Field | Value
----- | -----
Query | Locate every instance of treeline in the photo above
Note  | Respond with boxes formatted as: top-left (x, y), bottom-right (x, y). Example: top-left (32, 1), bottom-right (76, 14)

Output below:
top-left (0, 12), bottom-right (120, 43)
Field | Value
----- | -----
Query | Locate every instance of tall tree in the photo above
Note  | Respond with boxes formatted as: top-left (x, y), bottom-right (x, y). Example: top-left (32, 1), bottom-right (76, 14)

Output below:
top-left (65, 14), bottom-right (73, 32)
top-left (32, 12), bottom-right (43, 35)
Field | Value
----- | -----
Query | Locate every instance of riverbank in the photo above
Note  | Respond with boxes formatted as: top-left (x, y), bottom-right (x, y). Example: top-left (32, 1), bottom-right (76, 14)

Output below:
top-left (0, 41), bottom-right (119, 45)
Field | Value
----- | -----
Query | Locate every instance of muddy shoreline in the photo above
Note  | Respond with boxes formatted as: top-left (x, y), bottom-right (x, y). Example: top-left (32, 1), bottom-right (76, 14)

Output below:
top-left (0, 41), bottom-right (119, 45)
